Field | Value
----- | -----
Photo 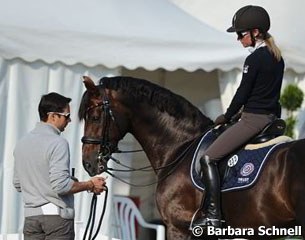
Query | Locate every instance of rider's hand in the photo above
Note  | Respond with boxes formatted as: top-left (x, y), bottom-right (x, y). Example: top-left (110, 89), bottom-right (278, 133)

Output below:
top-left (90, 176), bottom-right (107, 194)
top-left (214, 114), bottom-right (228, 125)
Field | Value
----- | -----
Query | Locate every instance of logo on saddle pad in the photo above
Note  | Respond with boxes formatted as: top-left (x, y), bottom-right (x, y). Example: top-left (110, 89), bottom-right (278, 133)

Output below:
top-left (240, 163), bottom-right (255, 176)
top-left (227, 155), bottom-right (238, 167)
top-left (191, 130), bottom-right (289, 192)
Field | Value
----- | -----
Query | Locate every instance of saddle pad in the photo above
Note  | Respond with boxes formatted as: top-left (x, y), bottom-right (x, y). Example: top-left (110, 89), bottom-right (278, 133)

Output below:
top-left (190, 132), bottom-right (288, 192)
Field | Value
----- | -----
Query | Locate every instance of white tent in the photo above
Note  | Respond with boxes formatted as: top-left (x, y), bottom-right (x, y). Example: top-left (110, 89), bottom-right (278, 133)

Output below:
top-left (0, 0), bottom-right (249, 236)
top-left (0, 0), bottom-right (246, 72)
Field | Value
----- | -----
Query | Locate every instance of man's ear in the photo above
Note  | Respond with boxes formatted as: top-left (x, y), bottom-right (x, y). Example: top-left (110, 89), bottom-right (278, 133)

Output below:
top-left (45, 112), bottom-right (54, 124)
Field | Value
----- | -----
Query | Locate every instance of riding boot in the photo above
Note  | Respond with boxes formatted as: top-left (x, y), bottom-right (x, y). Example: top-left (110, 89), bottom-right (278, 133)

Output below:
top-left (193, 155), bottom-right (222, 228)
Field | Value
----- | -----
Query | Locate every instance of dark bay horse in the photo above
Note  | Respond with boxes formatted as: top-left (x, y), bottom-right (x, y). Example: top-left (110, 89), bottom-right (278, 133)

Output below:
top-left (79, 76), bottom-right (305, 239)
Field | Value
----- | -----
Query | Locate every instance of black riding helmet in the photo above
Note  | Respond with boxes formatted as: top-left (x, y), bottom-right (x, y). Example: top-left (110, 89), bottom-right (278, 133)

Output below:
top-left (227, 5), bottom-right (270, 33)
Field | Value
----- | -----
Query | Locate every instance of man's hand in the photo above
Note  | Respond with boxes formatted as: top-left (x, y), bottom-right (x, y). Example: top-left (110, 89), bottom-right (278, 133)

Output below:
top-left (89, 176), bottom-right (107, 194)
top-left (68, 176), bottom-right (107, 194)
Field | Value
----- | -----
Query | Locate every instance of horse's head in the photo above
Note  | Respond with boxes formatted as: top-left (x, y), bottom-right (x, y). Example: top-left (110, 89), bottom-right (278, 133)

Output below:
top-left (79, 76), bottom-right (129, 176)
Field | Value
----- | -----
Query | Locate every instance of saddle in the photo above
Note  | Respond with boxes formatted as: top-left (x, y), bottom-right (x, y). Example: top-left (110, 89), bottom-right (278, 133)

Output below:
top-left (214, 118), bottom-right (286, 144)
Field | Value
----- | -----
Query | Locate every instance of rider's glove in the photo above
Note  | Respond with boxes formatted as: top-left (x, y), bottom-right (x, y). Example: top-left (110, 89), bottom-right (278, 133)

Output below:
top-left (214, 114), bottom-right (228, 125)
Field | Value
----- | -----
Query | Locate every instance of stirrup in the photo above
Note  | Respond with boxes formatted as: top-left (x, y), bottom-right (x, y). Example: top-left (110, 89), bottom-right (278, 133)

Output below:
top-left (193, 217), bottom-right (223, 228)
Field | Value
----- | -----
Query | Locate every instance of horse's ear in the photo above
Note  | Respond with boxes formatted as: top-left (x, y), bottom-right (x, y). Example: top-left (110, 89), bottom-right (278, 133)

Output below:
top-left (82, 76), bottom-right (99, 95)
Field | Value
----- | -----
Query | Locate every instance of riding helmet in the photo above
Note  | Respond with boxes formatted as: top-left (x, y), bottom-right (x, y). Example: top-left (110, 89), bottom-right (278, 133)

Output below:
top-left (227, 5), bottom-right (270, 33)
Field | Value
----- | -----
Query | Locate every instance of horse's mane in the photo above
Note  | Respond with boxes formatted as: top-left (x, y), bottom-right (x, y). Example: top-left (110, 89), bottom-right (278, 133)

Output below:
top-left (79, 76), bottom-right (212, 125)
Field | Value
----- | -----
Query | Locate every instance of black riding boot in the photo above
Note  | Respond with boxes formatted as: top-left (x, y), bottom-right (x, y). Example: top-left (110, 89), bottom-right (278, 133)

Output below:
top-left (193, 155), bottom-right (222, 228)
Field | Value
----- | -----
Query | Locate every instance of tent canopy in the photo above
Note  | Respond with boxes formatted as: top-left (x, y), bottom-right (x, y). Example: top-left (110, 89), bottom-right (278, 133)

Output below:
top-left (0, 0), bottom-right (246, 71)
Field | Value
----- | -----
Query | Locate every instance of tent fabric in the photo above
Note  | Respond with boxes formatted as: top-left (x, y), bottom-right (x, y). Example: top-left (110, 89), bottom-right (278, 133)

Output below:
top-left (171, 0), bottom-right (305, 73)
top-left (0, 0), bottom-right (246, 71)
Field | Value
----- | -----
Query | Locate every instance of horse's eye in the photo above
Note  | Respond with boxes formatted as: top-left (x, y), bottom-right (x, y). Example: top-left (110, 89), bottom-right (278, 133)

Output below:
top-left (90, 115), bottom-right (101, 122)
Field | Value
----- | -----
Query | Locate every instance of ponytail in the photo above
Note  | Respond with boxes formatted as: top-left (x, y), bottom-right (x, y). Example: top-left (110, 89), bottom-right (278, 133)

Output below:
top-left (265, 35), bottom-right (282, 62)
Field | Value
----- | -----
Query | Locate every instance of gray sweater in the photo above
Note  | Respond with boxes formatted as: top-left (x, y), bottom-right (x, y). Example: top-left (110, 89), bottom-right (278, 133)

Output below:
top-left (13, 122), bottom-right (75, 219)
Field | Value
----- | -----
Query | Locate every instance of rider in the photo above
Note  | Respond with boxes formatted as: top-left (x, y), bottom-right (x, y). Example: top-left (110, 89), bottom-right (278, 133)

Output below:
top-left (194, 5), bottom-right (284, 228)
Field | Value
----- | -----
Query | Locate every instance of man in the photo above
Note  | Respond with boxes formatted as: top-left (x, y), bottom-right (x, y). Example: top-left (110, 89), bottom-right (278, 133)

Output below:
top-left (13, 92), bottom-right (107, 240)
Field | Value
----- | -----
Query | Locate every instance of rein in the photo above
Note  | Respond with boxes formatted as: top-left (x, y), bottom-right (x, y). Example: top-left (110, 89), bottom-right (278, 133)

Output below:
top-left (82, 187), bottom-right (108, 240)
top-left (106, 137), bottom-right (200, 187)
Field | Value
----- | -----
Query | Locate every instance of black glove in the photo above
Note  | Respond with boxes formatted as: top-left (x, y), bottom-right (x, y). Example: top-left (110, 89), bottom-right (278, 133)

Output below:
top-left (214, 114), bottom-right (228, 125)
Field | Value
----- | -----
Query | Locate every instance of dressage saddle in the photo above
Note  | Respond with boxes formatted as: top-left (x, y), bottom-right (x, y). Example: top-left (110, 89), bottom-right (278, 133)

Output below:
top-left (214, 118), bottom-right (286, 144)
top-left (250, 118), bottom-right (286, 144)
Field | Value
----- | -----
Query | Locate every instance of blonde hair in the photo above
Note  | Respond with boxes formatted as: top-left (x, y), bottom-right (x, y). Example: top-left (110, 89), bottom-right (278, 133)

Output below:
top-left (265, 35), bottom-right (282, 62)
top-left (255, 30), bottom-right (282, 62)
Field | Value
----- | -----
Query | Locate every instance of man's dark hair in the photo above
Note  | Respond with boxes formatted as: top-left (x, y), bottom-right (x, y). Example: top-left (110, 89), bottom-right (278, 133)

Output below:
top-left (38, 92), bottom-right (71, 121)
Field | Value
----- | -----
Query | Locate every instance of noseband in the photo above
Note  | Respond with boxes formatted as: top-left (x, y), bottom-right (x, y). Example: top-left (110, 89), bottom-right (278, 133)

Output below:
top-left (81, 92), bottom-right (120, 172)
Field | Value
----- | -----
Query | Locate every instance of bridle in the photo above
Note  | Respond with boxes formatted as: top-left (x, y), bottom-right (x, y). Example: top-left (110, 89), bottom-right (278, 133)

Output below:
top-left (81, 91), bottom-right (122, 173)
top-left (81, 89), bottom-right (156, 181)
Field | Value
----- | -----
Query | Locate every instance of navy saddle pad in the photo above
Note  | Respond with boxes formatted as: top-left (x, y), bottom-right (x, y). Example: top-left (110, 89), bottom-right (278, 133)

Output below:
top-left (190, 129), bottom-right (288, 192)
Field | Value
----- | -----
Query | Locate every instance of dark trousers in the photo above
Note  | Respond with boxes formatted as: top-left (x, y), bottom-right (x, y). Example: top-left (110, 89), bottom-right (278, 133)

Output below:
top-left (206, 112), bottom-right (275, 161)
top-left (23, 215), bottom-right (75, 240)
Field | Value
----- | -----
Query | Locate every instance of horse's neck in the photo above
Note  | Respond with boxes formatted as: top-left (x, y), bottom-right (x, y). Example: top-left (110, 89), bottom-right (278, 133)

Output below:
top-left (129, 108), bottom-right (208, 169)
